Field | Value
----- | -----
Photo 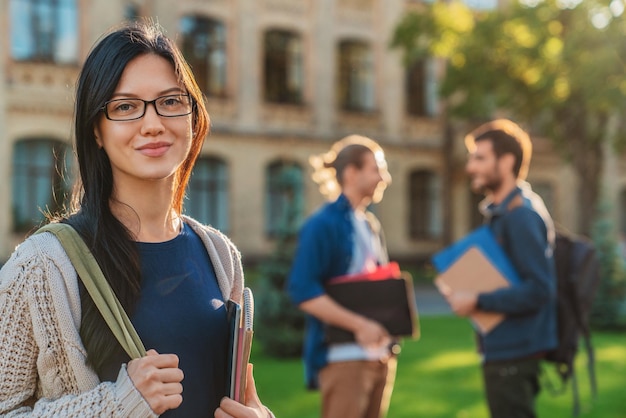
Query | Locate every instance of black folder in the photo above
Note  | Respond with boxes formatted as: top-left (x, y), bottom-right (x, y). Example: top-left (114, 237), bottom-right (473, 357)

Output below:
top-left (325, 273), bottom-right (419, 344)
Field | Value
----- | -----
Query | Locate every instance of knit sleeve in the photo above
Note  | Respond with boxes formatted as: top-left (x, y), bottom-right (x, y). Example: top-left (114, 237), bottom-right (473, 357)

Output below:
top-left (0, 236), bottom-right (156, 418)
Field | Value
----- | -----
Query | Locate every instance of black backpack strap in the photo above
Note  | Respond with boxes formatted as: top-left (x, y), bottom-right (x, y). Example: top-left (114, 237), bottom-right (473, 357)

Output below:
top-left (568, 244), bottom-right (598, 400)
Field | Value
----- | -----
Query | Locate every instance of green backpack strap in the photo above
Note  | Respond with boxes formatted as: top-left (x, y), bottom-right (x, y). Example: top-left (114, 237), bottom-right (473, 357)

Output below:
top-left (36, 223), bottom-right (146, 359)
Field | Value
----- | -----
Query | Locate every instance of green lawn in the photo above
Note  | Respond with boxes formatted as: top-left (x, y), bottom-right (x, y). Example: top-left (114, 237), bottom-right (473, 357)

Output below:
top-left (251, 316), bottom-right (626, 417)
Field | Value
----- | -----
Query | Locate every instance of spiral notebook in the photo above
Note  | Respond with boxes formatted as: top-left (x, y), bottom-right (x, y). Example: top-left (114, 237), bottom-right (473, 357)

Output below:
top-left (225, 287), bottom-right (254, 403)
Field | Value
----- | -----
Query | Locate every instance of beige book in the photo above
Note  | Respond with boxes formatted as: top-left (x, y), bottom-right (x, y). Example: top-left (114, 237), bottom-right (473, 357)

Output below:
top-left (435, 246), bottom-right (510, 334)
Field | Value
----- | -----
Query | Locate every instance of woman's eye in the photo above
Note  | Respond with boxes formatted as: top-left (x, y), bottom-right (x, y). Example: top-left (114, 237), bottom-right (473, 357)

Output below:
top-left (162, 97), bottom-right (182, 107)
top-left (116, 103), bottom-right (135, 112)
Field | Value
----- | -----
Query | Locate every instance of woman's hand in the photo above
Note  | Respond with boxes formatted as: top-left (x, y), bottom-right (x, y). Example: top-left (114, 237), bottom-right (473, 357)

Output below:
top-left (126, 349), bottom-right (184, 415)
top-left (214, 364), bottom-right (271, 418)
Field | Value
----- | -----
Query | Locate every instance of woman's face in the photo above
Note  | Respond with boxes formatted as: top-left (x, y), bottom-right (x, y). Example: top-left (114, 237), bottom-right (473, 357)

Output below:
top-left (94, 53), bottom-right (193, 190)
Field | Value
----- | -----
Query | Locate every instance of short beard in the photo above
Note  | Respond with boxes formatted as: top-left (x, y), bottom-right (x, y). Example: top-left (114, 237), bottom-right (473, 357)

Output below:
top-left (471, 169), bottom-right (502, 195)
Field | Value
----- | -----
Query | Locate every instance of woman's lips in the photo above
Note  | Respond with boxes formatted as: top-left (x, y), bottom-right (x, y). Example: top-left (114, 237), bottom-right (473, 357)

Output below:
top-left (137, 142), bottom-right (171, 157)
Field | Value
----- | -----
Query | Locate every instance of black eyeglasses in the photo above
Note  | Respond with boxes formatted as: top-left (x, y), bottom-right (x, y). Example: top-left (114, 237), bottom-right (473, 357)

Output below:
top-left (101, 93), bottom-right (193, 121)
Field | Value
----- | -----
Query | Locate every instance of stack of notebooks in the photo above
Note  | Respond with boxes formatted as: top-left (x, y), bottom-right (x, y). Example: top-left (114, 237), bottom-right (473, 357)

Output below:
top-left (225, 287), bottom-right (254, 403)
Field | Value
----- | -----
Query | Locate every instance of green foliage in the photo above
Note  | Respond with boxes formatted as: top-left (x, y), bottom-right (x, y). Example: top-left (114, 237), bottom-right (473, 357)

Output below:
top-left (254, 166), bottom-right (306, 357)
top-left (391, 0), bottom-right (626, 233)
top-left (391, 0), bottom-right (626, 127)
top-left (590, 199), bottom-right (626, 330)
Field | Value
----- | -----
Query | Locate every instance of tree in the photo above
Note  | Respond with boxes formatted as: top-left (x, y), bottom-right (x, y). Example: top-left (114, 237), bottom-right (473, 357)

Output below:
top-left (392, 0), bottom-right (626, 234)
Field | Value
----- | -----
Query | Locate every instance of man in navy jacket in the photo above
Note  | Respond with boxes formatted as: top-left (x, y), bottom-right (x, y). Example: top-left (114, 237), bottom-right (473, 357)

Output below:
top-left (288, 135), bottom-right (395, 418)
top-left (443, 119), bottom-right (557, 418)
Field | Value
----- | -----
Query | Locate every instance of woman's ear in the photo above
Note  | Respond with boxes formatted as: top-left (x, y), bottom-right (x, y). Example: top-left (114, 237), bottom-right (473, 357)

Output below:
top-left (94, 127), bottom-right (103, 148)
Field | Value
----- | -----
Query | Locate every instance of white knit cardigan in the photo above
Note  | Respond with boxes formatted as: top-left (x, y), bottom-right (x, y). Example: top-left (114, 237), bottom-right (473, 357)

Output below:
top-left (0, 216), bottom-right (244, 417)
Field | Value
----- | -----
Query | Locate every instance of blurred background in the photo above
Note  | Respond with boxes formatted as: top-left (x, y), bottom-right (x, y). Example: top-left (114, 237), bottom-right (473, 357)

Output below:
top-left (2, 0), bottom-right (626, 323)
top-left (2, 1), bottom-right (626, 415)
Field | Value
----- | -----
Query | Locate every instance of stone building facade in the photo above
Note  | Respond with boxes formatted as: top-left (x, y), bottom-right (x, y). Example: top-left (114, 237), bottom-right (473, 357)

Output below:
top-left (0, 0), bottom-right (617, 266)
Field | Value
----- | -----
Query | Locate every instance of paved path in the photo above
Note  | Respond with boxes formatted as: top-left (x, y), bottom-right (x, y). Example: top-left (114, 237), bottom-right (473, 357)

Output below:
top-left (413, 284), bottom-right (452, 316)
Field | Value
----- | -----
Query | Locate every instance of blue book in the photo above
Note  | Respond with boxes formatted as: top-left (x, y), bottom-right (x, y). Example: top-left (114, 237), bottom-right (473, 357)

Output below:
top-left (432, 225), bottom-right (521, 285)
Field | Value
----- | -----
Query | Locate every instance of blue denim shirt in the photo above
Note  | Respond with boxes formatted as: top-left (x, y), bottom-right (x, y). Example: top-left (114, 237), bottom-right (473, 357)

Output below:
top-left (478, 187), bottom-right (558, 361)
top-left (287, 194), bottom-right (357, 389)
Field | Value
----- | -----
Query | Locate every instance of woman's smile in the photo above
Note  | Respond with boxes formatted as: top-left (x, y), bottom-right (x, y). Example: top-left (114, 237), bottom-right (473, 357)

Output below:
top-left (136, 141), bottom-right (172, 158)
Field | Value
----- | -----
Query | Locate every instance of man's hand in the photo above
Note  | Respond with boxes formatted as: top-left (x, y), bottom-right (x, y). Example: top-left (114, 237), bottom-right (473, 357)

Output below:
top-left (441, 289), bottom-right (478, 317)
top-left (354, 318), bottom-right (391, 349)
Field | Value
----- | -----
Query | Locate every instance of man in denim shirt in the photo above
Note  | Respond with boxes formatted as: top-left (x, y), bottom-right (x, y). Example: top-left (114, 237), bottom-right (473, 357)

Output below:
top-left (443, 120), bottom-right (557, 418)
top-left (288, 135), bottom-right (395, 418)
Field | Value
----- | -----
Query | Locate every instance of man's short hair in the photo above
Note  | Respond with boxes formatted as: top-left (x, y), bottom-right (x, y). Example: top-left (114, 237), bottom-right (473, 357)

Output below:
top-left (464, 119), bottom-right (532, 180)
top-left (309, 134), bottom-right (391, 203)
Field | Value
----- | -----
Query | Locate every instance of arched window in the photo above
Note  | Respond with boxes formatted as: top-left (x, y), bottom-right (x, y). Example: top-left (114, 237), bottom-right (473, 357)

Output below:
top-left (186, 156), bottom-right (229, 231)
top-left (12, 139), bottom-right (74, 231)
top-left (10, 0), bottom-right (78, 63)
top-left (266, 161), bottom-right (304, 237)
top-left (264, 29), bottom-right (304, 104)
top-left (180, 16), bottom-right (227, 97)
top-left (408, 170), bottom-right (442, 240)
top-left (337, 40), bottom-right (375, 112)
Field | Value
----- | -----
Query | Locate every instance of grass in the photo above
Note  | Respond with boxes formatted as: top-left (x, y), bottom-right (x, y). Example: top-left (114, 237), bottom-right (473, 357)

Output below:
top-left (251, 316), bottom-right (626, 417)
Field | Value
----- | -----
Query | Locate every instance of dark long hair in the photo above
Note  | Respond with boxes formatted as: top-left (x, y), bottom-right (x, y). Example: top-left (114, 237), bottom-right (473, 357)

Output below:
top-left (66, 20), bottom-right (210, 374)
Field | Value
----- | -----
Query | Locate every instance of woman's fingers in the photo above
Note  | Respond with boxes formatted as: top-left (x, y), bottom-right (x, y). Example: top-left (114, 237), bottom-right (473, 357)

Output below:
top-left (126, 350), bottom-right (184, 415)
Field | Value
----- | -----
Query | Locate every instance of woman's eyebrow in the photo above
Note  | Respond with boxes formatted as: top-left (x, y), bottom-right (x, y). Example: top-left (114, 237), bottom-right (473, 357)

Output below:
top-left (109, 87), bottom-right (186, 99)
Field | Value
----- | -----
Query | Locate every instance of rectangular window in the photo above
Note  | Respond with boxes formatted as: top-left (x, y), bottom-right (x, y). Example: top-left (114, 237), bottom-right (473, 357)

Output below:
top-left (338, 40), bottom-right (375, 112)
top-left (266, 163), bottom-right (303, 237)
top-left (409, 170), bottom-right (442, 240)
top-left (180, 16), bottom-right (227, 97)
top-left (264, 30), bottom-right (304, 104)
top-left (10, 0), bottom-right (78, 63)
top-left (12, 139), bottom-right (73, 231)
top-left (186, 157), bottom-right (229, 232)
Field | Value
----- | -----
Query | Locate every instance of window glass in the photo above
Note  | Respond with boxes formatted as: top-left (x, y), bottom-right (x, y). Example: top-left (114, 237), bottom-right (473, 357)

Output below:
top-left (409, 170), bottom-right (442, 239)
top-left (10, 0), bottom-right (78, 63)
top-left (337, 40), bottom-right (375, 112)
top-left (181, 16), bottom-right (227, 97)
top-left (12, 139), bottom-right (73, 231)
top-left (186, 156), bottom-right (229, 231)
top-left (264, 30), bottom-right (304, 104)
top-left (266, 162), bottom-right (304, 236)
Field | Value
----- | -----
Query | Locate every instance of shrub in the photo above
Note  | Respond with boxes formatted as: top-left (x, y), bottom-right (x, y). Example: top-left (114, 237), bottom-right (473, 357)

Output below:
top-left (590, 199), bottom-right (626, 330)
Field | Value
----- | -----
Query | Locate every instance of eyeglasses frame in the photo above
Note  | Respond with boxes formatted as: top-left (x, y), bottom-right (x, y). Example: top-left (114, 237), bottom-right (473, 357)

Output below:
top-left (100, 93), bottom-right (194, 121)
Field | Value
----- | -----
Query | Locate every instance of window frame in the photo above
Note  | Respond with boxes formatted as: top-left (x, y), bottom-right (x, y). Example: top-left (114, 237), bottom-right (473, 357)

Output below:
top-left (10, 0), bottom-right (78, 64)
top-left (185, 156), bottom-right (230, 232)
top-left (180, 15), bottom-right (228, 98)
top-left (12, 138), bottom-right (74, 232)
top-left (265, 161), bottom-right (304, 237)
top-left (263, 29), bottom-right (304, 104)
top-left (337, 39), bottom-right (376, 112)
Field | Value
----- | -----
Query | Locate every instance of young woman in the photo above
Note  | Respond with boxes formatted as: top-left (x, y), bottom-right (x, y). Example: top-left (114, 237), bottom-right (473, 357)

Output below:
top-left (0, 21), bottom-right (272, 417)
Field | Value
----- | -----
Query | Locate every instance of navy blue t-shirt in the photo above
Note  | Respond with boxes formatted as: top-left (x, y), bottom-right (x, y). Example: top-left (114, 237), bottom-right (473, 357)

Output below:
top-left (130, 223), bottom-right (229, 416)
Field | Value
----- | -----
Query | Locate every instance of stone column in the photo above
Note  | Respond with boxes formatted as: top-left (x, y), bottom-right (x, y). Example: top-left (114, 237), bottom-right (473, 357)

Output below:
top-left (311, 0), bottom-right (335, 138)
top-left (236, 0), bottom-right (260, 130)
top-left (377, 0), bottom-right (404, 141)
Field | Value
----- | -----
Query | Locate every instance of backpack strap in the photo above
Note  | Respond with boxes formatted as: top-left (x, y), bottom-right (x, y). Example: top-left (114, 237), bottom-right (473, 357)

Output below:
top-left (35, 223), bottom-right (146, 360)
top-left (568, 244), bottom-right (598, 400)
